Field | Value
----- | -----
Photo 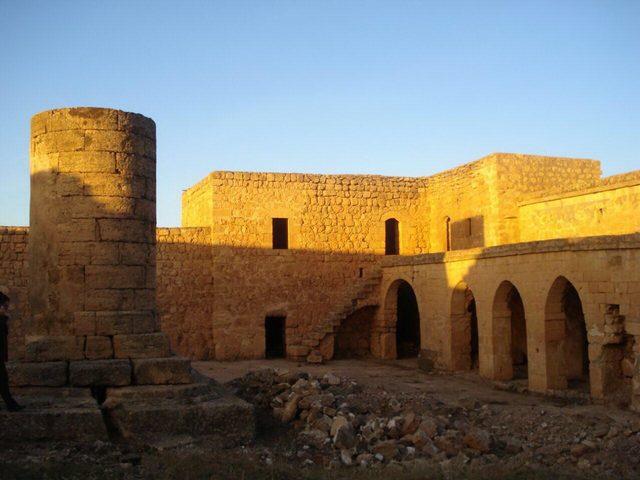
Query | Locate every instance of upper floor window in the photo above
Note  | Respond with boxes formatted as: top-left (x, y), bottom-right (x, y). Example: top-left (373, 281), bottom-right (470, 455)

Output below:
top-left (272, 218), bottom-right (288, 249)
top-left (385, 218), bottom-right (400, 255)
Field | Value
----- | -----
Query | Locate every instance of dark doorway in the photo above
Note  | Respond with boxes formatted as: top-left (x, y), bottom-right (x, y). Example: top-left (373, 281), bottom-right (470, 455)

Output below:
top-left (396, 282), bottom-right (420, 358)
top-left (562, 282), bottom-right (589, 387)
top-left (385, 218), bottom-right (399, 255)
top-left (468, 298), bottom-right (479, 370)
top-left (508, 288), bottom-right (528, 379)
top-left (265, 316), bottom-right (286, 358)
top-left (272, 218), bottom-right (288, 249)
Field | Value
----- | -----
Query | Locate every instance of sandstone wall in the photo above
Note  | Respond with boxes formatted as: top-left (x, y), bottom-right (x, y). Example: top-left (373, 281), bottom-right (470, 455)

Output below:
top-left (26, 107), bottom-right (160, 362)
top-left (519, 181), bottom-right (640, 241)
top-left (378, 234), bottom-right (640, 407)
top-left (0, 227), bottom-right (29, 360)
top-left (419, 154), bottom-right (601, 252)
top-left (157, 227), bottom-right (213, 359)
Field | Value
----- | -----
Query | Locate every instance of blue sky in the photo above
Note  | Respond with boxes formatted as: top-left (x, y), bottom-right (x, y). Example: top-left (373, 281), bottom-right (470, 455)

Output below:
top-left (1, 1), bottom-right (638, 227)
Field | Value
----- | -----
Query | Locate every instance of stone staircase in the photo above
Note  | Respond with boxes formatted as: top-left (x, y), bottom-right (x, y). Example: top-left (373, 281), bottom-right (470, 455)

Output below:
top-left (303, 269), bottom-right (383, 363)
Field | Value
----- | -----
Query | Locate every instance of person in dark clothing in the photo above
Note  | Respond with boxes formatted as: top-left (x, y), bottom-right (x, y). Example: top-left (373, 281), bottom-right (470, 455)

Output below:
top-left (0, 291), bottom-right (23, 411)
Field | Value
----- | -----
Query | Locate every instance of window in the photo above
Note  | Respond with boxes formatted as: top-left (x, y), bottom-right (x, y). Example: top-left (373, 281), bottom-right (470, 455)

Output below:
top-left (272, 218), bottom-right (288, 249)
top-left (385, 218), bottom-right (400, 255)
top-left (265, 316), bottom-right (286, 358)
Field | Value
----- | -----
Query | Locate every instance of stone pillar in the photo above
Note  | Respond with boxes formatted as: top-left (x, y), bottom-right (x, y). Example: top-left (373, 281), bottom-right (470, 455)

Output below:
top-left (23, 107), bottom-right (181, 386)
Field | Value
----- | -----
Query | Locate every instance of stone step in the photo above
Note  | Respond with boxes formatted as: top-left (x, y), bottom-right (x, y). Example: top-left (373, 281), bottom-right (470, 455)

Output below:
top-left (0, 387), bottom-right (108, 443)
top-left (102, 382), bottom-right (254, 447)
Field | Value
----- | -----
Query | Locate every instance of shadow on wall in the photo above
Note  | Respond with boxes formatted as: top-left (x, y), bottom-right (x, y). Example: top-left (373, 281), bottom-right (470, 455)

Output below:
top-left (449, 216), bottom-right (484, 251)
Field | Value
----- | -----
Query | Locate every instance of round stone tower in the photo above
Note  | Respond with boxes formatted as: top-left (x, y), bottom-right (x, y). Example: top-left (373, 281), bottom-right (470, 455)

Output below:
top-left (26, 107), bottom-right (171, 380)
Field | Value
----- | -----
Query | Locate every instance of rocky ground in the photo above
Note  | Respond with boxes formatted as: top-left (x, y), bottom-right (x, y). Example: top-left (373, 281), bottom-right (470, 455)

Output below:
top-left (1, 359), bottom-right (640, 479)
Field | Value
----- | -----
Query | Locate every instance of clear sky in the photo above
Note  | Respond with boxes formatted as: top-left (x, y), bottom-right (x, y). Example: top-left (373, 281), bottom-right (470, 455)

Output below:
top-left (1, 1), bottom-right (638, 227)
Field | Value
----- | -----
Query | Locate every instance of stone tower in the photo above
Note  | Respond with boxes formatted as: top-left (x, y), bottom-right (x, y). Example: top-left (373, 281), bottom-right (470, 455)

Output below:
top-left (25, 107), bottom-right (183, 384)
top-left (7, 107), bottom-right (253, 445)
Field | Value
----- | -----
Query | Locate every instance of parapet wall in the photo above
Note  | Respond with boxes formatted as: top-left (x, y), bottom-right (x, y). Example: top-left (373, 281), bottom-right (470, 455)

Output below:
top-left (519, 178), bottom-right (640, 241)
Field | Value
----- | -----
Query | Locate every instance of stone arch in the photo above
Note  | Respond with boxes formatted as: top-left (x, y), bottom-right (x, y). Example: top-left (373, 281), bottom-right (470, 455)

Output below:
top-left (450, 281), bottom-right (479, 371)
top-left (544, 276), bottom-right (589, 391)
top-left (383, 278), bottom-right (421, 359)
top-left (492, 280), bottom-right (527, 381)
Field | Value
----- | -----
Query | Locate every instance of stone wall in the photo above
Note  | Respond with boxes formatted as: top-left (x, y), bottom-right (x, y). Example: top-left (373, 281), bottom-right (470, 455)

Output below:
top-left (0, 227), bottom-right (29, 360)
top-left (157, 227), bottom-right (213, 359)
top-left (519, 180), bottom-right (640, 241)
top-left (378, 234), bottom-right (640, 408)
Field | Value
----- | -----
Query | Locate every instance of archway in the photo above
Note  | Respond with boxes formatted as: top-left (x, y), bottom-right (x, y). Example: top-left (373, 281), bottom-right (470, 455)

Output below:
top-left (492, 281), bottom-right (527, 381)
top-left (383, 279), bottom-right (420, 358)
top-left (545, 276), bottom-right (589, 391)
top-left (450, 282), bottom-right (479, 371)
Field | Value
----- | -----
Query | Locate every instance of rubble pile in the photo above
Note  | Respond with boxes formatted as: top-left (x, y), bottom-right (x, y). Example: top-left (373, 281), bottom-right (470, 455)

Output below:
top-left (228, 368), bottom-right (640, 476)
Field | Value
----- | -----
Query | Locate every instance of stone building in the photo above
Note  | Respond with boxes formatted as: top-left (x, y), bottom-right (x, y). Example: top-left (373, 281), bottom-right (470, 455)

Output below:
top-left (1, 107), bottom-right (639, 412)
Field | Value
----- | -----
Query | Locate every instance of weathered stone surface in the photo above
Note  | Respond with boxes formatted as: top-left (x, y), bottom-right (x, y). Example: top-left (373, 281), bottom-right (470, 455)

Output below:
top-left (25, 336), bottom-right (84, 362)
top-left (113, 333), bottom-right (171, 359)
top-left (103, 386), bottom-right (254, 447)
top-left (132, 357), bottom-right (192, 385)
top-left (0, 387), bottom-right (108, 443)
top-left (7, 361), bottom-right (68, 387)
top-left (69, 359), bottom-right (131, 386)
top-left (84, 336), bottom-right (113, 360)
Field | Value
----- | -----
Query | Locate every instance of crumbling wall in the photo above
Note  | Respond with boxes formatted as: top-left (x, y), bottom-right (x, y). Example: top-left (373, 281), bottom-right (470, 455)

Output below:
top-left (157, 227), bottom-right (213, 359)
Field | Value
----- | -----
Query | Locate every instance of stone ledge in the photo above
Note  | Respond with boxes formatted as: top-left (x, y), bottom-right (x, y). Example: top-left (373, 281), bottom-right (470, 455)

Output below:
top-left (133, 357), bottom-right (193, 385)
top-left (7, 361), bottom-right (68, 387)
top-left (69, 359), bottom-right (132, 387)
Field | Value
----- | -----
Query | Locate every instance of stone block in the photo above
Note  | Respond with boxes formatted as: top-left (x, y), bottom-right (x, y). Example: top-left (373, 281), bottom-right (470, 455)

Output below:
top-left (7, 361), bottom-right (68, 387)
top-left (74, 311), bottom-right (96, 336)
top-left (103, 388), bottom-right (254, 447)
top-left (133, 357), bottom-right (192, 385)
top-left (25, 336), bottom-right (84, 362)
top-left (113, 333), bottom-right (171, 359)
top-left (83, 173), bottom-right (146, 198)
top-left (97, 219), bottom-right (151, 243)
top-left (84, 336), bottom-right (113, 360)
top-left (48, 107), bottom-right (119, 132)
top-left (58, 151), bottom-right (116, 173)
top-left (69, 359), bottom-right (131, 386)
top-left (0, 387), bottom-right (108, 443)
top-left (86, 265), bottom-right (144, 289)
top-left (95, 310), bottom-right (156, 335)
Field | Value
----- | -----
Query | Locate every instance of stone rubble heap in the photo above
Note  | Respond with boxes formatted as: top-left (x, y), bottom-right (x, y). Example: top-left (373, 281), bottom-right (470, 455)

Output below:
top-left (230, 369), bottom-right (507, 468)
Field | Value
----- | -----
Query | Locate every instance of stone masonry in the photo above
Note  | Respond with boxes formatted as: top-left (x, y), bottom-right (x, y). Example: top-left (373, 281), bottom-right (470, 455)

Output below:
top-left (0, 105), bottom-right (638, 413)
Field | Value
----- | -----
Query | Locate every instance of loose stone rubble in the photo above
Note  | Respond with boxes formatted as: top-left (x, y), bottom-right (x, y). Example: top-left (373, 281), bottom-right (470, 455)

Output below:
top-left (228, 368), bottom-right (640, 477)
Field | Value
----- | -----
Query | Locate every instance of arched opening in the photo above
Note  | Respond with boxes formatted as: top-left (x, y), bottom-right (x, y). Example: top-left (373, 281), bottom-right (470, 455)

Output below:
top-left (545, 276), bottom-right (589, 391)
top-left (396, 281), bottom-right (420, 358)
top-left (492, 281), bottom-right (527, 381)
top-left (385, 218), bottom-right (400, 255)
top-left (383, 279), bottom-right (420, 359)
top-left (450, 282), bottom-right (479, 371)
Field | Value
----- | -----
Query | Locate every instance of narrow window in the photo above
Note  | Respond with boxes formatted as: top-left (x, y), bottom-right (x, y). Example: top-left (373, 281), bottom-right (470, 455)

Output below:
top-left (265, 316), bottom-right (286, 358)
top-left (445, 217), bottom-right (451, 251)
top-left (272, 218), bottom-right (288, 249)
top-left (385, 218), bottom-right (400, 255)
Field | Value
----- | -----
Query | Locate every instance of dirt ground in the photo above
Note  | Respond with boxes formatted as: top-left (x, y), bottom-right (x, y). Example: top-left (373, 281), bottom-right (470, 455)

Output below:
top-left (1, 358), bottom-right (639, 480)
